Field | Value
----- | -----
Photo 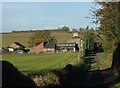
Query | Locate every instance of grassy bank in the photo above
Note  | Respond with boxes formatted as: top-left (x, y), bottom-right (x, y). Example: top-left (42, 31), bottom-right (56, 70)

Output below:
top-left (116, 82), bottom-right (120, 87)
top-left (2, 52), bottom-right (78, 75)
top-left (101, 52), bottom-right (112, 69)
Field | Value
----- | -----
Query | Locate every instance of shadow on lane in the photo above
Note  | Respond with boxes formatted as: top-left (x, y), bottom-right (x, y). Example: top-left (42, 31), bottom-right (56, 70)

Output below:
top-left (51, 52), bottom-right (120, 88)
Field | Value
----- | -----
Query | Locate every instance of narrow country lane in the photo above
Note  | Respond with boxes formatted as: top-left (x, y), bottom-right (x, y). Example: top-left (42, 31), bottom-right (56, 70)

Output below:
top-left (82, 52), bottom-right (117, 88)
top-left (60, 52), bottom-right (118, 88)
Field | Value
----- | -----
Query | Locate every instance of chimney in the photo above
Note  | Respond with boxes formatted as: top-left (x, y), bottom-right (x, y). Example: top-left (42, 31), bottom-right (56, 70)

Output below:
top-left (73, 32), bottom-right (78, 37)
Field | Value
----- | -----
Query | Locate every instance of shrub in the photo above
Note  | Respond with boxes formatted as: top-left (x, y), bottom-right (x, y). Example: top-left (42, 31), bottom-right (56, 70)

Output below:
top-left (33, 72), bottom-right (60, 88)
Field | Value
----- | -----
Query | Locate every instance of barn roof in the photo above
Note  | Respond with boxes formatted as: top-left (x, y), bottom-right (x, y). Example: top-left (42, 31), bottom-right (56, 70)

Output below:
top-left (44, 43), bottom-right (56, 48)
top-left (14, 42), bottom-right (25, 48)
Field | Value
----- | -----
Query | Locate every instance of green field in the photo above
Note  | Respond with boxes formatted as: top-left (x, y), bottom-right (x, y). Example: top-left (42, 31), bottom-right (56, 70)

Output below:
top-left (1, 31), bottom-right (73, 48)
top-left (2, 53), bottom-right (78, 75)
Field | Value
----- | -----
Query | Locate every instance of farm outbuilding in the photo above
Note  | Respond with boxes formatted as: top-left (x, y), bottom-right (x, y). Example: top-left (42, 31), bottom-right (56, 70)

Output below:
top-left (10, 42), bottom-right (25, 49)
top-left (56, 43), bottom-right (79, 52)
top-left (31, 32), bottom-right (84, 53)
top-left (56, 32), bottom-right (84, 53)
top-left (31, 42), bottom-right (56, 53)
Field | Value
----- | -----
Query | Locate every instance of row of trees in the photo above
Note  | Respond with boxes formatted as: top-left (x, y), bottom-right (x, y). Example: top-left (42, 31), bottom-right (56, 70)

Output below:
top-left (12, 26), bottom-right (86, 33)
top-left (92, 2), bottom-right (120, 75)
top-left (12, 26), bottom-right (70, 33)
top-left (79, 26), bottom-right (96, 51)
top-left (93, 2), bottom-right (120, 52)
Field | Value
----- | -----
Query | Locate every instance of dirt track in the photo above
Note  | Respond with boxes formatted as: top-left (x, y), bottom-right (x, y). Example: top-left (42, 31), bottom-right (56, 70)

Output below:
top-left (60, 52), bottom-right (117, 88)
top-left (83, 52), bottom-right (117, 88)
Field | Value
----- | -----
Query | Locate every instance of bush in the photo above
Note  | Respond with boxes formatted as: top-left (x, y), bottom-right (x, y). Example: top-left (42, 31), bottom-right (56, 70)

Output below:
top-left (33, 72), bottom-right (60, 88)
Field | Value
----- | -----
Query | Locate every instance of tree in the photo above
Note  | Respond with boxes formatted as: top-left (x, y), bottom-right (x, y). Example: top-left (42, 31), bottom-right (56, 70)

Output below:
top-left (92, 2), bottom-right (120, 75)
top-left (84, 28), bottom-right (95, 51)
top-left (92, 2), bottom-right (120, 52)
top-left (57, 26), bottom-right (70, 32)
top-left (79, 27), bottom-right (96, 51)
top-left (28, 30), bottom-right (57, 47)
top-left (72, 28), bottom-right (78, 32)
top-left (61, 26), bottom-right (70, 31)
top-left (85, 26), bottom-right (89, 30)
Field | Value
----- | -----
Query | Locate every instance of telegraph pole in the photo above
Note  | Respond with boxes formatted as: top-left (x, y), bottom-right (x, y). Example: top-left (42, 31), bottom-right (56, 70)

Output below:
top-left (78, 38), bottom-right (80, 64)
top-left (78, 39), bottom-right (84, 64)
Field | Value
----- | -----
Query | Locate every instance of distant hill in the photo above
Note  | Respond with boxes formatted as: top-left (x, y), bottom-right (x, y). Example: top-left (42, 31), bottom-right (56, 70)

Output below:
top-left (1, 31), bottom-right (73, 48)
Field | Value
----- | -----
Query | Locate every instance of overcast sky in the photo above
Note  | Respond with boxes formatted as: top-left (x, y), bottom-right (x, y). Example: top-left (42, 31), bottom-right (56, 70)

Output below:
top-left (1, 2), bottom-right (100, 32)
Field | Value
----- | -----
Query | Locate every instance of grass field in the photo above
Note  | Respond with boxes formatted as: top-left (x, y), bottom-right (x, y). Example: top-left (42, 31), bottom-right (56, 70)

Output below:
top-left (1, 31), bottom-right (73, 48)
top-left (2, 52), bottom-right (78, 75)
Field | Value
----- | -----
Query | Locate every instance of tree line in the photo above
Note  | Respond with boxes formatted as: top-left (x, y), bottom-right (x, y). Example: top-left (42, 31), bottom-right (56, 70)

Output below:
top-left (92, 2), bottom-right (120, 75)
top-left (12, 26), bottom-right (70, 33)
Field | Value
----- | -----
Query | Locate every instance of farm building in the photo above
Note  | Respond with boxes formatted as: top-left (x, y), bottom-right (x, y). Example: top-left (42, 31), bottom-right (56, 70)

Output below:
top-left (67, 32), bottom-right (81, 44)
top-left (10, 42), bottom-right (25, 49)
top-left (31, 42), bottom-right (56, 53)
top-left (43, 43), bottom-right (56, 53)
top-left (56, 32), bottom-right (84, 52)
top-left (31, 42), bottom-right (44, 53)
top-left (56, 43), bottom-right (79, 52)
top-left (31, 32), bottom-right (84, 53)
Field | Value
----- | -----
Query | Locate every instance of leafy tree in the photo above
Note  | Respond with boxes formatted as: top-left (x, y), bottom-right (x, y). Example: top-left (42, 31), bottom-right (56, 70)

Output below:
top-left (79, 27), bottom-right (96, 51)
top-left (85, 26), bottom-right (89, 30)
top-left (92, 2), bottom-right (120, 52)
top-left (92, 2), bottom-right (120, 75)
top-left (28, 30), bottom-right (57, 47)
top-left (84, 28), bottom-right (95, 51)
top-left (72, 28), bottom-right (78, 32)
top-left (61, 26), bottom-right (70, 31)
top-left (79, 28), bottom-right (84, 39)
top-left (57, 26), bottom-right (70, 32)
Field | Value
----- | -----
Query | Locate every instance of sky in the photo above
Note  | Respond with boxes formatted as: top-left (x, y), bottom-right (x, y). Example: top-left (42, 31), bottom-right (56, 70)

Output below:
top-left (1, 0), bottom-right (97, 2)
top-left (2, 0), bottom-right (119, 2)
top-left (1, 2), bottom-right (100, 32)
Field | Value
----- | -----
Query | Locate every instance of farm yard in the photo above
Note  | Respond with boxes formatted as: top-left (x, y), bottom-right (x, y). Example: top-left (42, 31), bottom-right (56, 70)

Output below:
top-left (2, 52), bottom-right (78, 75)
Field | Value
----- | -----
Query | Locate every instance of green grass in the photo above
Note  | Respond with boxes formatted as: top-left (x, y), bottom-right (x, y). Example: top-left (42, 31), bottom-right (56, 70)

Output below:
top-left (116, 82), bottom-right (120, 88)
top-left (2, 52), bottom-right (78, 75)
top-left (101, 52), bottom-right (112, 69)
top-left (1, 32), bottom-right (33, 48)
top-left (1, 31), bottom-right (73, 48)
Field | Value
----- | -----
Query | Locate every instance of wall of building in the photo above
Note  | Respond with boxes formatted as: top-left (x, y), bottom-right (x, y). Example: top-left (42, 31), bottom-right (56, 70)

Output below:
top-left (10, 43), bottom-right (20, 49)
top-left (31, 42), bottom-right (44, 53)
top-left (43, 48), bottom-right (55, 53)
top-left (31, 43), bottom-right (55, 53)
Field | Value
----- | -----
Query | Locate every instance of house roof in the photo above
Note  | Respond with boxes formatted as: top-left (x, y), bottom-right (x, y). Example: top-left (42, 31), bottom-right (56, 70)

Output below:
top-left (44, 43), bottom-right (56, 48)
top-left (14, 42), bottom-right (25, 48)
